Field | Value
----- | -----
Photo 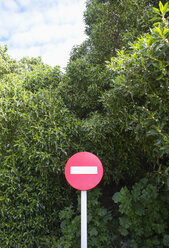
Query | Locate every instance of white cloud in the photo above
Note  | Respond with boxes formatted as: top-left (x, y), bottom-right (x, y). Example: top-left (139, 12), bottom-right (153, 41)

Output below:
top-left (0, 0), bottom-right (87, 69)
top-left (1, 0), bottom-right (19, 11)
top-left (16, 0), bottom-right (31, 8)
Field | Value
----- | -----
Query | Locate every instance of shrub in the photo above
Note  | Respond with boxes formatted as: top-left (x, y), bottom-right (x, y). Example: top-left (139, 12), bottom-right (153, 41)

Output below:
top-left (0, 68), bottom-right (80, 247)
top-left (113, 176), bottom-right (169, 247)
top-left (57, 188), bottom-right (118, 248)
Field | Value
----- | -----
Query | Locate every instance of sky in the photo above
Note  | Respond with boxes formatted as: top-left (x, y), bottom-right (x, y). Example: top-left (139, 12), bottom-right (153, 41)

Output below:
top-left (0, 0), bottom-right (87, 70)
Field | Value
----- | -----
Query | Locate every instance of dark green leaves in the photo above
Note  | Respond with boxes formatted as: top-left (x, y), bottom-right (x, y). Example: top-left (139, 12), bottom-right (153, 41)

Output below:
top-left (113, 177), bottom-right (169, 246)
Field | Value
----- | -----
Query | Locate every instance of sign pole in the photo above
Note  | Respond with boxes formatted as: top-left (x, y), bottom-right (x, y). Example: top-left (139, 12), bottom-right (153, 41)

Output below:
top-left (81, 190), bottom-right (87, 248)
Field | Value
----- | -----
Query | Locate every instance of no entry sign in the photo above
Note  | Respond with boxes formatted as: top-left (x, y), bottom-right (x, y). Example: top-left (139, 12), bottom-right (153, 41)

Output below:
top-left (65, 152), bottom-right (103, 190)
top-left (65, 152), bottom-right (104, 248)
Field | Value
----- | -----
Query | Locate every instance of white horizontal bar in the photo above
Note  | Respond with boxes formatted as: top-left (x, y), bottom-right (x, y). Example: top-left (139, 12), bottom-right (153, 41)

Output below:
top-left (70, 166), bottom-right (98, 175)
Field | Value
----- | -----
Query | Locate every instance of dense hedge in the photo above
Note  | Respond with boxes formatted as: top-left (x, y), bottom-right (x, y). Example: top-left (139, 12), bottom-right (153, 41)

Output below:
top-left (0, 65), bottom-right (80, 247)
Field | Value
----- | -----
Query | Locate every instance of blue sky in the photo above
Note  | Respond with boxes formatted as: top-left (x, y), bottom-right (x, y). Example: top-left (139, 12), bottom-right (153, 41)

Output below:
top-left (0, 0), bottom-right (87, 69)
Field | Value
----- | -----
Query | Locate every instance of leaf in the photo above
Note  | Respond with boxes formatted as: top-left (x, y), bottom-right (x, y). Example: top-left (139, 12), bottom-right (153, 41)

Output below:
top-left (113, 192), bottom-right (120, 203)
top-left (156, 74), bottom-right (164, 81)
top-left (90, 228), bottom-right (98, 236)
top-left (119, 227), bottom-right (129, 236)
top-left (163, 235), bottom-right (169, 246)
top-left (163, 28), bottom-right (169, 35)
top-left (159, 1), bottom-right (164, 14)
top-left (153, 7), bottom-right (160, 14)
top-left (119, 217), bottom-right (130, 228)
top-left (163, 2), bottom-right (169, 15)
top-left (147, 129), bottom-right (158, 136)
top-left (154, 27), bottom-right (162, 35)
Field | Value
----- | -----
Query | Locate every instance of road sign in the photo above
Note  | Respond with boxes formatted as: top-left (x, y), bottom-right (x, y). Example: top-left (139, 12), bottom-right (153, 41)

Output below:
top-left (65, 151), bottom-right (103, 191)
top-left (65, 152), bottom-right (103, 248)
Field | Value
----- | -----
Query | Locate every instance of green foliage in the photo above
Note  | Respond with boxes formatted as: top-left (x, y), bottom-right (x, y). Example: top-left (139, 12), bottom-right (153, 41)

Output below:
top-left (56, 0), bottom-right (169, 188)
top-left (57, 189), bottom-right (118, 248)
top-left (81, 112), bottom-right (147, 184)
top-left (103, 1), bottom-right (169, 177)
top-left (21, 63), bottom-right (62, 92)
top-left (84, 0), bottom-right (159, 64)
top-left (0, 1), bottom-right (169, 247)
top-left (61, 58), bottom-right (111, 118)
top-left (113, 176), bottom-right (169, 247)
top-left (62, 0), bottom-right (169, 185)
top-left (0, 63), bottom-right (80, 247)
top-left (20, 56), bottom-right (45, 71)
top-left (0, 45), bottom-right (24, 79)
top-left (110, 6), bottom-right (169, 246)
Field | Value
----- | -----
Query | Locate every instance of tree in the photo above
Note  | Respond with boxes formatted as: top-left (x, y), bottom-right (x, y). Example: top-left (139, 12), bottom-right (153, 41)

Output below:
top-left (60, 58), bottom-right (111, 118)
top-left (0, 58), bottom-right (81, 247)
top-left (84, 0), bottom-right (160, 64)
top-left (0, 45), bottom-right (24, 79)
top-left (105, 1), bottom-right (169, 169)
top-left (110, 2), bottom-right (169, 247)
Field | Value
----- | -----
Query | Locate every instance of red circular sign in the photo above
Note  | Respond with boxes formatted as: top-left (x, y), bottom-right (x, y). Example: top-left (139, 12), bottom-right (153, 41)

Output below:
top-left (65, 152), bottom-right (103, 190)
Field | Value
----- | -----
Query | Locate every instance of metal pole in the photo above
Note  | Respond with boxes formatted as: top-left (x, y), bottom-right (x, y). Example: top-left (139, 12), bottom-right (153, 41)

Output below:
top-left (81, 190), bottom-right (87, 248)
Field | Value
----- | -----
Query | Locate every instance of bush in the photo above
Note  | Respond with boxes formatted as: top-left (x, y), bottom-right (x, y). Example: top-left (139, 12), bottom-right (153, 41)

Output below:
top-left (57, 188), bottom-right (118, 248)
top-left (109, 2), bottom-right (169, 247)
top-left (113, 176), bottom-right (169, 247)
top-left (0, 67), bottom-right (80, 247)
top-left (97, 1), bottom-right (169, 183)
